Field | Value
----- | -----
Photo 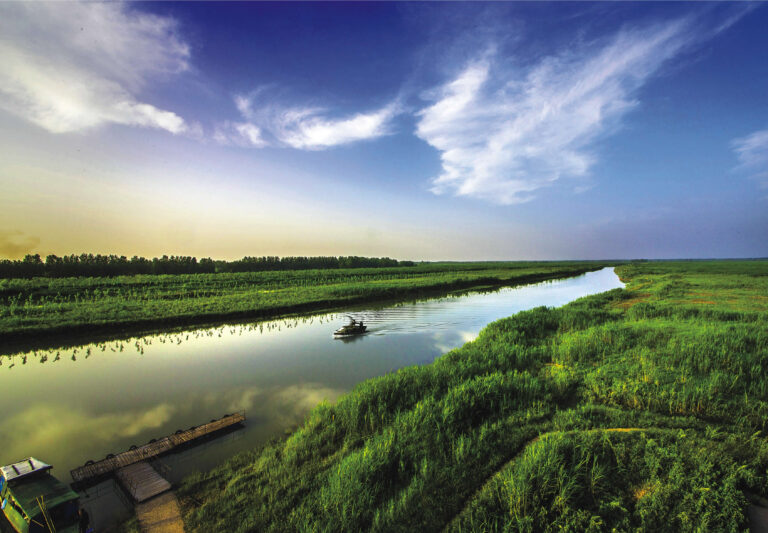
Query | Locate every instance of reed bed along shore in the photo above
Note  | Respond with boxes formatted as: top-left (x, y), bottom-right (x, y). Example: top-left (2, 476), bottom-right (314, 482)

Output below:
top-left (174, 261), bottom-right (768, 532)
top-left (0, 261), bottom-right (606, 349)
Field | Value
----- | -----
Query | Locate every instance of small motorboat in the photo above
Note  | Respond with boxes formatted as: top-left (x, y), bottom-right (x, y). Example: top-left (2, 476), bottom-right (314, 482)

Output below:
top-left (1, 457), bottom-right (80, 533)
top-left (334, 316), bottom-right (367, 337)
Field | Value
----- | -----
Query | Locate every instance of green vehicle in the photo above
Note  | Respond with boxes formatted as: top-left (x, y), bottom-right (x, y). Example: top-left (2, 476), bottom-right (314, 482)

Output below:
top-left (1, 458), bottom-right (79, 533)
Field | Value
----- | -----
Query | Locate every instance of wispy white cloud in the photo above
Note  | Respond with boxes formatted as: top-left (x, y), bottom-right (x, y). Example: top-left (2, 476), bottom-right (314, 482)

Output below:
top-left (214, 121), bottom-right (268, 148)
top-left (415, 19), bottom-right (699, 204)
top-left (219, 91), bottom-right (400, 150)
top-left (275, 104), bottom-right (400, 150)
top-left (732, 128), bottom-right (768, 188)
top-left (0, 2), bottom-right (190, 134)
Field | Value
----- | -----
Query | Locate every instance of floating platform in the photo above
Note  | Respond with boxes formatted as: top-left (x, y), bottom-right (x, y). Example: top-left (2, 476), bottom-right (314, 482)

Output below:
top-left (71, 412), bottom-right (245, 487)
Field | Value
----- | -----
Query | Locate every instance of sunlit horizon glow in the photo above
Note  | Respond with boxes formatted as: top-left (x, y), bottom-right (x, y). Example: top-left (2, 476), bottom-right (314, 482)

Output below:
top-left (1, 2), bottom-right (767, 261)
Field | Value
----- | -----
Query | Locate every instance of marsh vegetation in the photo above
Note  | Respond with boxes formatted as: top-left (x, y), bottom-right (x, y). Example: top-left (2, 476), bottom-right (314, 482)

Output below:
top-left (0, 261), bottom-right (605, 346)
top-left (175, 261), bottom-right (768, 532)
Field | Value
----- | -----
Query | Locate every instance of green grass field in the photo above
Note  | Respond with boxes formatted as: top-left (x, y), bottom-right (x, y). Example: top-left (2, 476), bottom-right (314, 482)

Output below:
top-left (0, 261), bottom-right (605, 349)
top-left (175, 261), bottom-right (768, 532)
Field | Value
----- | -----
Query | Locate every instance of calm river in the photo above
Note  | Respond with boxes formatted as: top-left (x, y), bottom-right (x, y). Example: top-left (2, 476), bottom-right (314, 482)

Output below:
top-left (0, 267), bottom-right (622, 527)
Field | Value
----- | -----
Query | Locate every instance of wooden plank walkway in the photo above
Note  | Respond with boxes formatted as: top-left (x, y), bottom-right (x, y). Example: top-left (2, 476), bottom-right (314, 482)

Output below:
top-left (117, 462), bottom-right (172, 503)
top-left (71, 412), bottom-right (245, 485)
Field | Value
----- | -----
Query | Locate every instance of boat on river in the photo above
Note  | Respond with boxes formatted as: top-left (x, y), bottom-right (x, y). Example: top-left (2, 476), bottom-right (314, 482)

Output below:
top-left (334, 317), bottom-right (367, 337)
top-left (1, 458), bottom-right (79, 533)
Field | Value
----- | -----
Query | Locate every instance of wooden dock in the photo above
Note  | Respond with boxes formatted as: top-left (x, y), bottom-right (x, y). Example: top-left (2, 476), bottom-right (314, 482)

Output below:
top-left (71, 412), bottom-right (245, 487)
top-left (117, 462), bottom-right (172, 503)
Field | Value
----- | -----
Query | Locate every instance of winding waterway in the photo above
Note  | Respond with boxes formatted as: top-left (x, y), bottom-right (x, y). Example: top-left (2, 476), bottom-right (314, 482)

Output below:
top-left (0, 267), bottom-right (622, 527)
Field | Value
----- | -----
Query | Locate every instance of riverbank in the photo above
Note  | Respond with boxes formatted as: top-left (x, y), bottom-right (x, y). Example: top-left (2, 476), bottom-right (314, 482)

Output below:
top-left (176, 260), bottom-right (768, 531)
top-left (0, 261), bottom-right (607, 353)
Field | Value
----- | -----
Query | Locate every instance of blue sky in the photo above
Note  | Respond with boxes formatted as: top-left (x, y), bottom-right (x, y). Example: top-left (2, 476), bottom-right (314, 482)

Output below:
top-left (0, 2), bottom-right (766, 260)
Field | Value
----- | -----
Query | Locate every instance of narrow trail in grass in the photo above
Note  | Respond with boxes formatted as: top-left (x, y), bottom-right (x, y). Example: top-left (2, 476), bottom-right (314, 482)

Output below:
top-left (442, 427), bottom-right (649, 532)
top-left (135, 492), bottom-right (185, 533)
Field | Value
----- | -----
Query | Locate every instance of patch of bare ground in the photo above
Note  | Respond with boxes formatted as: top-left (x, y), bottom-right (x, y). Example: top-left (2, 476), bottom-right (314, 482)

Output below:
top-left (614, 294), bottom-right (650, 309)
top-left (136, 492), bottom-right (185, 533)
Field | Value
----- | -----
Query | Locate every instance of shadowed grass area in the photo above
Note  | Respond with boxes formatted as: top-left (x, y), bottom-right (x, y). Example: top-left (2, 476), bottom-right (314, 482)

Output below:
top-left (449, 428), bottom-right (764, 533)
top-left (175, 261), bottom-right (768, 532)
top-left (0, 261), bottom-right (606, 349)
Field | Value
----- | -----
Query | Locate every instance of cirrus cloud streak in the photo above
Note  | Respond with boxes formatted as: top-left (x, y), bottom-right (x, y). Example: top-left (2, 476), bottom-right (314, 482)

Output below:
top-left (732, 128), bottom-right (768, 189)
top-left (218, 91), bottom-right (401, 150)
top-left (0, 1), bottom-right (190, 135)
top-left (416, 19), bottom-right (698, 204)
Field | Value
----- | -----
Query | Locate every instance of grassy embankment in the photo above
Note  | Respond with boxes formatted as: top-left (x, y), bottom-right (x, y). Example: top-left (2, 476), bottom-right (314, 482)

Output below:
top-left (176, 261), bottom-right (768, 532)
top-left (0, 261), bottom-right (605, 351)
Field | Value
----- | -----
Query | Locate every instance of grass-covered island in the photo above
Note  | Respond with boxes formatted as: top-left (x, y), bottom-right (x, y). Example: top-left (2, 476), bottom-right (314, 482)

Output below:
top-left (175, 261), bottom-right (768, 532)
top-left (0, 261), bottom-right (606, 350)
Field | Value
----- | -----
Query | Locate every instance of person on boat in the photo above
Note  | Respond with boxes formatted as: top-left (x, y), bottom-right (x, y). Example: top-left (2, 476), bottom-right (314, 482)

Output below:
top-left (78, 507), bottom-right (91, 533)
top-left (358, 319), bottom-right (364, 328)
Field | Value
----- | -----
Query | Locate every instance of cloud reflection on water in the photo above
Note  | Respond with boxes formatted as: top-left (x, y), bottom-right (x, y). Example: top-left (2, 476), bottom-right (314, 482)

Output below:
top-left (218, 383), bottom-right (345, 425)
top-left (0, 403), bottom-right (175, 467)
top-left (432, 330), bottom-right (479, 354)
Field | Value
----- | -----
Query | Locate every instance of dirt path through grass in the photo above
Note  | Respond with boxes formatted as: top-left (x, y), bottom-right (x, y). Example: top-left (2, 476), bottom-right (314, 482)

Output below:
top-left (135, 492), bottom-right (185, 533)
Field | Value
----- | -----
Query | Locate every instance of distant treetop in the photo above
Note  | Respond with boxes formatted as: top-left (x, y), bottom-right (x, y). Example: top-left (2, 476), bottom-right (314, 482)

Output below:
top-left (0, 254), bottom-right (416, 279)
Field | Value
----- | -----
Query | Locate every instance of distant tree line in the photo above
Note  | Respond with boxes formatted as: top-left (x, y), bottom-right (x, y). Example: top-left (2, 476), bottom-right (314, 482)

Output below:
top-left (0, 254), bottom-right (416, 279)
